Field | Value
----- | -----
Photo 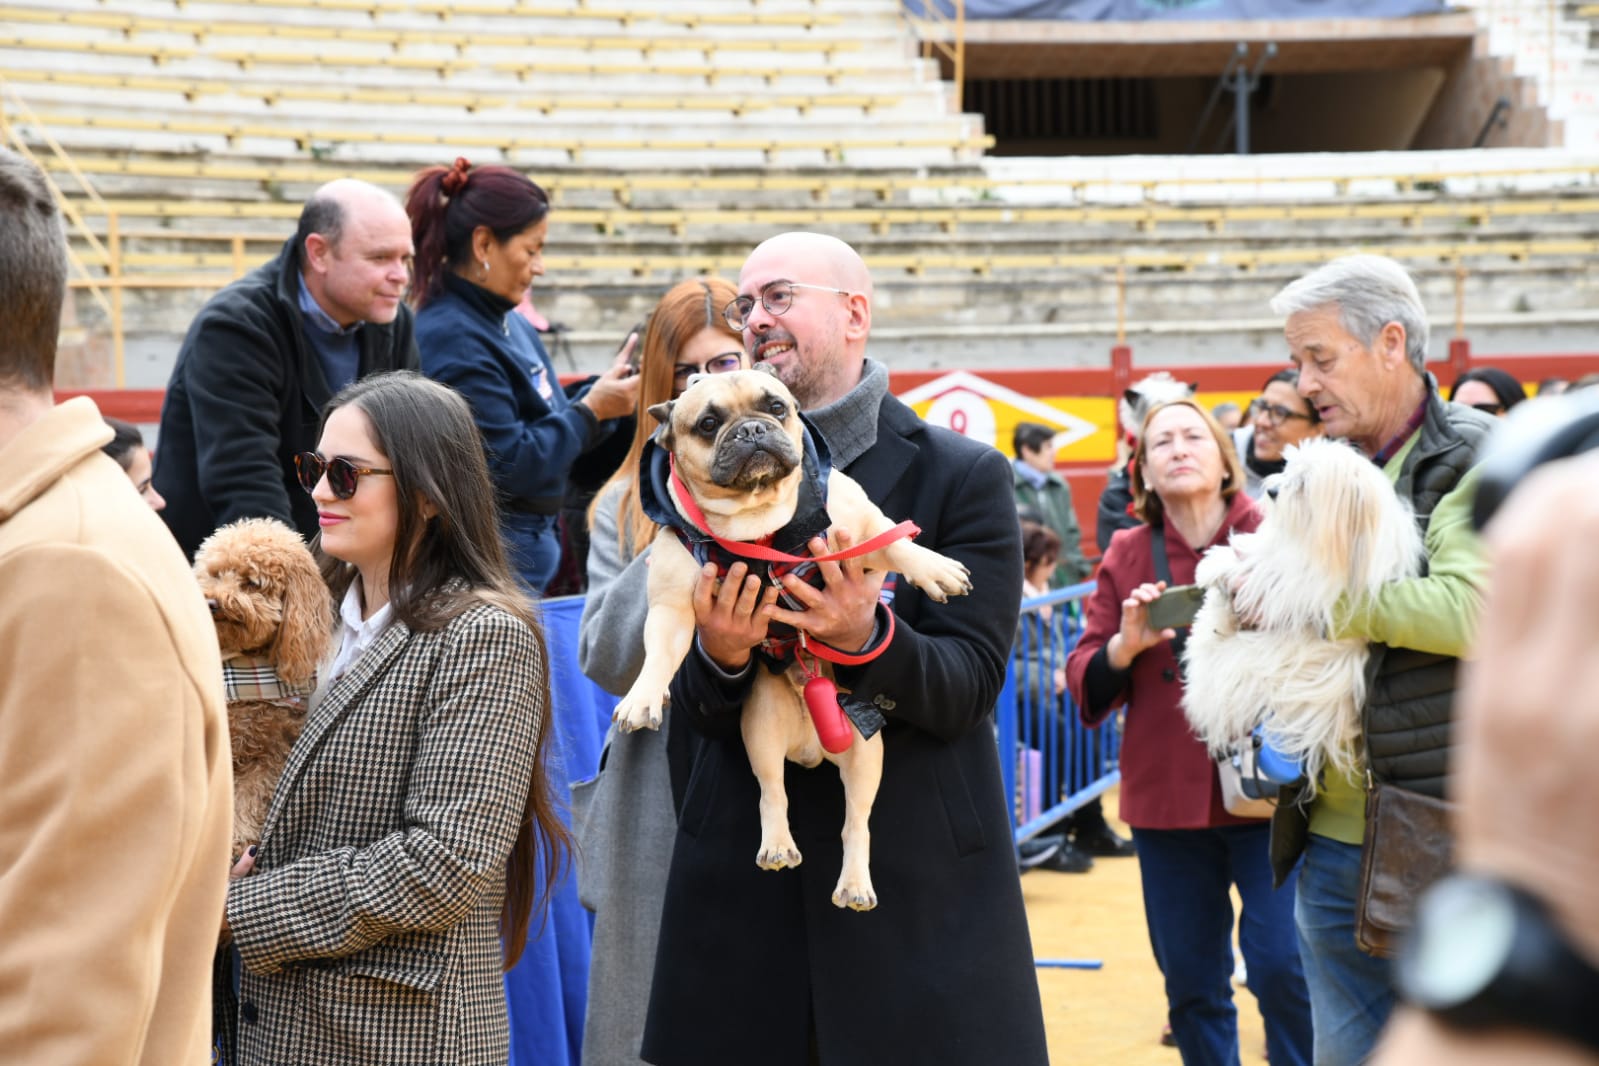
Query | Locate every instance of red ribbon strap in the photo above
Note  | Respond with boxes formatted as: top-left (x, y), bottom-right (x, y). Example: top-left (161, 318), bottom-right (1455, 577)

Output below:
top-left (667, 457), bottom-right (919, 566)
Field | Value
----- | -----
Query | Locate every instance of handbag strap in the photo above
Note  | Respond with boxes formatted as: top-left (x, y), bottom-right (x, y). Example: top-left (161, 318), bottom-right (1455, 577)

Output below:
top-left (1148, 525), bottom-right (1188, 671)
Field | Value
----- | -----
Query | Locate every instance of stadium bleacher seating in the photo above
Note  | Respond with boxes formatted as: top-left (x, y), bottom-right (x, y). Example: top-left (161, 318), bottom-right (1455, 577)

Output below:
top-left (5, 0), bottom-right (1599, 384)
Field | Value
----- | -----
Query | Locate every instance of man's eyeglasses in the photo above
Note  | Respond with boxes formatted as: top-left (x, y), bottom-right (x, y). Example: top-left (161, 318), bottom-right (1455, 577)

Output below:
top-left (294, 452), bottom-right (393, 500)
top-left (723, 281), bottom-right (850, 331)
top-left (1255, 401), bottom-right (1313, 425)
top-left (673, 353), bottom-right (743, 386)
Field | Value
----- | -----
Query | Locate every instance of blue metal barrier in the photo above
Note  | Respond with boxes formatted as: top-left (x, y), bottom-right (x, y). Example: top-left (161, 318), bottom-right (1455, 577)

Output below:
top-left (997, 580), bottom-right (1122, 845)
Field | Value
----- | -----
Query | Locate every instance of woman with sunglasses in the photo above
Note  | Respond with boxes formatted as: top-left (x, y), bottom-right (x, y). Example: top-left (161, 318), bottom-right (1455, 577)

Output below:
top-left (572, 275), bottom-right (747, 1066)
top-left (406, 157), bottom-right (638, 593)
top-left (1448, 366), bottom-right (1527, 418)
top-left (220, 371), bottom-right (570, 1066)
top-left (1233, 368), bottom-right (1322, 499)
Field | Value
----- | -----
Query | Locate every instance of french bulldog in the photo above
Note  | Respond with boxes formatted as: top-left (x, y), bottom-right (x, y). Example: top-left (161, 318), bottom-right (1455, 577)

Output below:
top-left (612, 366), bottom-right (972, 910)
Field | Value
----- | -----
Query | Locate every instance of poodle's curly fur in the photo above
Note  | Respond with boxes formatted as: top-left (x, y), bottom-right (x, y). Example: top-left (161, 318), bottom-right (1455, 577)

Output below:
top-left (194, 517), bottom-right (332, 856)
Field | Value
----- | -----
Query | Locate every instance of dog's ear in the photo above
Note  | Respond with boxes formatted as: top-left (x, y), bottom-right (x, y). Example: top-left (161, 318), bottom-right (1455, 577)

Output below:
top-left (1122, 388), bottom-right (1141, 406)
top-left (647, 400), bottom-right (675, 450)
top-left (269, 544), bottom-right (334, 687)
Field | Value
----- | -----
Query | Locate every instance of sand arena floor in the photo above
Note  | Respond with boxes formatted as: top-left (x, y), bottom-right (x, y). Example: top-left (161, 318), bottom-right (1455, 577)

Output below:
top-left (1025, 794), bottom-right (1271, 1066)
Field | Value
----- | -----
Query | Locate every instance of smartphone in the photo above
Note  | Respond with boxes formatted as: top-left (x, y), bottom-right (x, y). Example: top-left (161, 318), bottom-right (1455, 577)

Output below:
top-left (1146, 584), bottom-right (1206, 630)
top-left (620, 321), bottom-right (646, 375)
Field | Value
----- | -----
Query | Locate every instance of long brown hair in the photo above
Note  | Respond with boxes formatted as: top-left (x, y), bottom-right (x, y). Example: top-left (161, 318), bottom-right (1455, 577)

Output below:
top-left (587, 276), bottom-right (743, 556)
top-left (404, 157), bottom-right (549, 311)
top-left (1130, 398), bottom-right (1246, 527)
top-left (314, 371), bottom-right (570, 969)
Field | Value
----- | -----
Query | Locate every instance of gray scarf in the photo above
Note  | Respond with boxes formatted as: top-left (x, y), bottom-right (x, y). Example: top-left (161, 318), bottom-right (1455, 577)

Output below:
top-left (805, 358), bottom-right (889, 470)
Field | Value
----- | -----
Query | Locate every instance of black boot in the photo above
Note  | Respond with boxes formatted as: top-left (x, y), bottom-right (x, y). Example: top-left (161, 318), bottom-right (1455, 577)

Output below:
top-left (1071, 801), bottom-right (1137, 858)
top-left (1040, 839), bottom-right (1095, 873)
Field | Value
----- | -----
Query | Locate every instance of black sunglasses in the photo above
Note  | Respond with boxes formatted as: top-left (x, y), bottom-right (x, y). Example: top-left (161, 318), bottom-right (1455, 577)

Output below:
top-left (294, 452), bottom-right (392, 500)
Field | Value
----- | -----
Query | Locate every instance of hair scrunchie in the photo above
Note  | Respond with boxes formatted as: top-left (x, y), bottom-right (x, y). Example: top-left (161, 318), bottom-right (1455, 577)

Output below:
top-left (440, 157), bottom-right (472, 196)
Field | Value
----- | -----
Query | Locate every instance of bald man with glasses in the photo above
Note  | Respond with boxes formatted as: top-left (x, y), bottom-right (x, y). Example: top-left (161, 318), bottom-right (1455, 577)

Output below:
top-left (639, 233), bottom-right (1049, 1066)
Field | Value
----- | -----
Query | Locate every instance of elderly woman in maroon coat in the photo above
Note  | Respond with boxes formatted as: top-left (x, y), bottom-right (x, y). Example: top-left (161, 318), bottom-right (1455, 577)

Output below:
top-left (1066, 398), bottom-right (1313, 1066)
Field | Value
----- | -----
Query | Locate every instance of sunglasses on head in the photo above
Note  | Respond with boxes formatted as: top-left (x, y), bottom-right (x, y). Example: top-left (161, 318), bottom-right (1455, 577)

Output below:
top-left (294, 452), bottom-right (392, 500)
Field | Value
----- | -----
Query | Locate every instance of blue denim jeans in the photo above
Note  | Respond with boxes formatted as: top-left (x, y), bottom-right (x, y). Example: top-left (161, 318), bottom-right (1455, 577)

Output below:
top-left (1133, 825), bottom-right (1313, 1066)
top-left (1293, 834), bottom-right (1395, 1066)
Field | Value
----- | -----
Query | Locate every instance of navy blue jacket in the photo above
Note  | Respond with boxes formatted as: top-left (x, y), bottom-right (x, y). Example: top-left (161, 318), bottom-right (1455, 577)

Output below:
top-left (416, 275), bottom-right (614, 578)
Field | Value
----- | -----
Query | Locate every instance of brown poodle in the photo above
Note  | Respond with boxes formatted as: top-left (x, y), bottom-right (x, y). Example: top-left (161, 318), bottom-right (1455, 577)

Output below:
top-left (194, 517), bottom-right (333, 857)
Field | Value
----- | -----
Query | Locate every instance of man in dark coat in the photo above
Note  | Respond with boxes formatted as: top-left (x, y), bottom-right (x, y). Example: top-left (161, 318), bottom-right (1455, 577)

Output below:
top-left (640, 233), bottom-right (1049, 1066)
top-left (153, 179), bottom-right (418, 558)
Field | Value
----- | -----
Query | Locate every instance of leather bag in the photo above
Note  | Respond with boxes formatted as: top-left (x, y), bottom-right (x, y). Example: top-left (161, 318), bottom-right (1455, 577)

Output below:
top-left (1354, 780), bottom-right (1455, 958)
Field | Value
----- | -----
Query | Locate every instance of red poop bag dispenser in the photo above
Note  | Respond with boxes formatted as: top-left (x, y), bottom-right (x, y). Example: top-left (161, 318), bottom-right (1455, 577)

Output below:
top-left (804, 675), bottom-right (853, 753)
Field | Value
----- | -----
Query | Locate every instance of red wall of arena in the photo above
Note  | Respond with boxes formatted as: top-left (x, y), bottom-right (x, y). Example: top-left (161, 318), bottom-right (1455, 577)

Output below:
top-left (62, 351), bottom-right (1599, 569)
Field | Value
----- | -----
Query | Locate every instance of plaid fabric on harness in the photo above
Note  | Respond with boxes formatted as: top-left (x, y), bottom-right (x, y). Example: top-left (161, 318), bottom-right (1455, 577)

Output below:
top-left (221, 652), bottom-right (316, 703)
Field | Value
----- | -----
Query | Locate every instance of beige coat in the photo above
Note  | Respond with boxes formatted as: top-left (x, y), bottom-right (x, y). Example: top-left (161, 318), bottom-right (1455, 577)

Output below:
top-left (0, 397), bottom-right (233, 1065)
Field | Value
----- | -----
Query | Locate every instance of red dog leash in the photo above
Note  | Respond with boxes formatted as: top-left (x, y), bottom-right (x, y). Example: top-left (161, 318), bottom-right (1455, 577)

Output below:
top-left (668, 457), bottom-right (918, 751)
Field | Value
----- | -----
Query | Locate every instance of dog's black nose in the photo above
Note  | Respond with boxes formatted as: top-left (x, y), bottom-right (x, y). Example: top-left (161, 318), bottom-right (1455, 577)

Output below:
top-left (734, 420), bottom-right (768, 441)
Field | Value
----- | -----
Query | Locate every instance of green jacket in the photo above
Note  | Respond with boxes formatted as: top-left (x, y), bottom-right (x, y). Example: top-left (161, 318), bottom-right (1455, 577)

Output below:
top-left (1270, 382), bottom-right (1493, 884)
top-left (1013, 465), bottom-right (1092, 586)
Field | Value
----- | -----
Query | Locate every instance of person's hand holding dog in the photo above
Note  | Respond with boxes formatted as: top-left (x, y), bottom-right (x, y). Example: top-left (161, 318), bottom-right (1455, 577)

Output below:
top-left (769, 529), bottom-right (888, 654)
top-left (1107, 580), bottom-right (1174, 670)
top-left (693, 560), bottom-right (780, 671)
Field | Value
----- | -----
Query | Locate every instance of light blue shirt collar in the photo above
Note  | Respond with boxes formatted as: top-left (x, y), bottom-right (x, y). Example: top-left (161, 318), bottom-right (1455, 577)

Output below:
top-left (1014, 458), bottom-right (1050, 489)
top-left (298, 274), bottom-right (364, 337)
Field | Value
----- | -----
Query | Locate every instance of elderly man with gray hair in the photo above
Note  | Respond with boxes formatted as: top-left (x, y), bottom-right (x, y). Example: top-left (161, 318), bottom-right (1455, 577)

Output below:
top-left (1268, 254), bottom-right (1493, 1065)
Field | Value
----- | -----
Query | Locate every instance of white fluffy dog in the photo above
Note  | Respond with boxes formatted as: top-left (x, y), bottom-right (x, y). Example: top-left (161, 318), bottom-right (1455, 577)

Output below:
top-left (1181, 438), bottom-right (1424, 792)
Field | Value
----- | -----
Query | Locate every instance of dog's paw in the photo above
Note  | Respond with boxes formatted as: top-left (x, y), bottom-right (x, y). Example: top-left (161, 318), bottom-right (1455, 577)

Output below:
top-left (902, 550), bottom-right (972, 603)
top-left (756, 837), bottom-right (803, 871)
top-left (831, 876), bottom-right (878, 912)
top-left (612, 692), bottom-right (664, 733)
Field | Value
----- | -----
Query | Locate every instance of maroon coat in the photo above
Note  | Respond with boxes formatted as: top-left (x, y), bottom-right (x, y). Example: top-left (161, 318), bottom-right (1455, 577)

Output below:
top-left (1065, 493), bottom-right (1262, 830)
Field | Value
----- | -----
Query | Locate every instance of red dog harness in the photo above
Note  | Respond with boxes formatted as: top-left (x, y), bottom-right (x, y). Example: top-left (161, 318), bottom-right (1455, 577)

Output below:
top-left (667, 456), bottom-right (919, 752)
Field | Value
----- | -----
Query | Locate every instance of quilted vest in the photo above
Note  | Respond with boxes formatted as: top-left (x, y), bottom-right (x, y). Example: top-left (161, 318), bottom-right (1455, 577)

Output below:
top-left (1362, 387), bottom-right (1493, 797)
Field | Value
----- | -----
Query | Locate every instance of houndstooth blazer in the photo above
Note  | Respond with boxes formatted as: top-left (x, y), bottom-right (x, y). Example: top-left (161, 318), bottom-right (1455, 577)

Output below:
top-left (224, 599), bottom-right (545, 1066)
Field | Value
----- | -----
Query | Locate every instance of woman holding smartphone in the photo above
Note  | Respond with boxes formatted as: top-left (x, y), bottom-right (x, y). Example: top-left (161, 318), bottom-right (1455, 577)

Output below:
top-left (1065, 398), bottom-right (1312, 1066)
top-left (406, 157), bottom-right (638, 592)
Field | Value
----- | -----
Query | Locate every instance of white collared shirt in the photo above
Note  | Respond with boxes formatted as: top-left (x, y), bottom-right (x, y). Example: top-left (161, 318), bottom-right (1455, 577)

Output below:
top-left (326, 581), bottom-right (394, 684)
